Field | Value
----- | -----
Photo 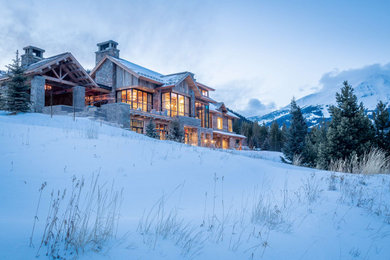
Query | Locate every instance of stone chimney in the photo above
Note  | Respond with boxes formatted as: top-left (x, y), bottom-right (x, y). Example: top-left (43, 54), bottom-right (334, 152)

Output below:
top-left (95, 40), bottom-right (119, 65)
top-left (21, 46), bottom-right (45, 67)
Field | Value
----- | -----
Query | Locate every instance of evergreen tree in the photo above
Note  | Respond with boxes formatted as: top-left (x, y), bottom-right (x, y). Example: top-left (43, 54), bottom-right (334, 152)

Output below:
top-left (268, 121), bottom-right (283, 151)
top-left (373, 101), bottom-right (390, 153)
top-left (304, 122), bottom-right (328, 168)
top-left (168, 118), bottom-right (184, 143)
top-left (145, 119), bottom-right (159, 139)
top-left (5, 51), bottom-right (30, 113)
top-left (0, 84), bottom-right (6, 110)
top-left (326, 81), bottom-right (374, 164)
top-left (283, 98), bottom-right (308, 162)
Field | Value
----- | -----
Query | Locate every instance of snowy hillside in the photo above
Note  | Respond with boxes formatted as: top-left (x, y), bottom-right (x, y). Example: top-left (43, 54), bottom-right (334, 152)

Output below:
top-left (250, 63), bottom-right (390, 126)
top-left (1, 112), bottom-right (390, 259)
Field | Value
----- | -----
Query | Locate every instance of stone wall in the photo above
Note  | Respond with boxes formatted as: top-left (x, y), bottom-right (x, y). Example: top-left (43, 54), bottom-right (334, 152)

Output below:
top-left (95, 60), bottom-right (115, 89)
top-left (30, 75), bottom-right (45, 112)
top-left (100, 103), bottom-right (131, 128)
top-left (72, 86), bottom-right (85, 111)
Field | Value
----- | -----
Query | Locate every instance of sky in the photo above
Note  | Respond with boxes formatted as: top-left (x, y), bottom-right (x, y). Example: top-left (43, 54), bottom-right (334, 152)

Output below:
top-left (0, 0), bottom-right (389, 116)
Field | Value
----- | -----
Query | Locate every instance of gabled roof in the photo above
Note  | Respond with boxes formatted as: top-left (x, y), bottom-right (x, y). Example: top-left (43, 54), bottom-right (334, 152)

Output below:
top-left (0, 52), bottom-right (105, 93)
top-left (209, 102), bottom-right (239, 119)
top-left (197, 82), bottom-right (215, 91)
top-left (91, 55), bottom-right (201, 90)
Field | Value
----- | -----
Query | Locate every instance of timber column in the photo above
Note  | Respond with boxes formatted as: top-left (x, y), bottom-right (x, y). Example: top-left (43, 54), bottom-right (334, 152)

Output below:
top-left (73, 86), bottom-right (85, 111)
top-left (30, 75), bottom-right (45, 112)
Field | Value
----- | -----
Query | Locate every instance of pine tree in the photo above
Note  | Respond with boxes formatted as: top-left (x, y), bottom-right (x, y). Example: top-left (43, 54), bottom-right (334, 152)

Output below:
top-left (268, 121), bottom-right (283, 151)
top-left (168, 118), bottom-right (184, 143)
top-left (373, 101), bottom-right (390, 153)
top-left (0, 84), bottom-right (6, 110)
top-left (145, 119), bottom-right (159, 139)
top-left (303, 122), bottom-right (328, 168)
top-left (326, 81), bottom-right (374, 164)
top-left (283, 98), bottom-right (308, 162)
top-left (5, 51), bottom-right (30, 113)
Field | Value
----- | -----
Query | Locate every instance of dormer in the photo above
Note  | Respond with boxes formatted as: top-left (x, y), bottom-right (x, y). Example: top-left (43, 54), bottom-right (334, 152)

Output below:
top-left (21, 46), bottom-right (45, 67)
top-left (95, 40), bottom-right (119, 65)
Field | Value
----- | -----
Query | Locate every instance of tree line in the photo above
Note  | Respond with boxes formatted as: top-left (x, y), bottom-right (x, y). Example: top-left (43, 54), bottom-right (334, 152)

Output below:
top-left (235, 81), bottom-right (390, 170)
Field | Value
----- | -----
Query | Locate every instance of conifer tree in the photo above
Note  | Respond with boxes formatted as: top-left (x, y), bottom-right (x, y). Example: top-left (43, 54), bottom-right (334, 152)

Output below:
top-left (145, 119), bottom-right (159, 139)
top-left (168, 118), bottom-right (184, 143)
top-left (326, 81), bottom-right (374, 164)
top-left (373, 101), bottom-right (390, 153)
top-left (283, 98), bottom-right (308, 162)
top-left (5, 51), bottom-right (30, 113)
top-left (268, 121), bottom-right (283, 151)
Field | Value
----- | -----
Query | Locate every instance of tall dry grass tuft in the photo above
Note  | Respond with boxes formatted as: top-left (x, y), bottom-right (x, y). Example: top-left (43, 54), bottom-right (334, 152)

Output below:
top-left (35, 174), bottom-right (123, 258)
top-left (329, 148), bottom-right (390, 174)
top-left (292, 154), bottom-right (303, 166)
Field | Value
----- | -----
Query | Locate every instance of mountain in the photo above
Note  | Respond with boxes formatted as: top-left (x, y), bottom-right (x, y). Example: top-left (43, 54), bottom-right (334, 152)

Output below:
top-left (249, 63), bottom-right (390, 127)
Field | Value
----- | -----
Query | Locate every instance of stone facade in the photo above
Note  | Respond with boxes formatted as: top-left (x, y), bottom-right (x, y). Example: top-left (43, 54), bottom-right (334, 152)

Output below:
top-left (30, 75), bottom-right (45, 112)
top-left (95, 60), bottom-right (115, 88)
top-left (100, 103), bottom-right (131, 128)
top-left (72, 86), bottom-right (85, 111)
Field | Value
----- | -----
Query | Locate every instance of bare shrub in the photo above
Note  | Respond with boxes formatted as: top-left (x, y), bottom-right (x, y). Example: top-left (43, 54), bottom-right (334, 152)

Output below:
top-left (35, 174), bottom-right (122, 258)
top-left (329, 148), bottom-right (390, 174)
top-left (137, 195), bottom-right (206, 258)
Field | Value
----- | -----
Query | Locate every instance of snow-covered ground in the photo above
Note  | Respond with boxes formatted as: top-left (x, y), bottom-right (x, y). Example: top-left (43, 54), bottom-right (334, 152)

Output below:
top-left (1, 112), bottom-right (390, 259)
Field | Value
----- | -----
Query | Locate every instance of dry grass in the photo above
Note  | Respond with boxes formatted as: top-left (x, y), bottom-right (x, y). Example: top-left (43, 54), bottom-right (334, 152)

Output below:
top-left (34, 174), bottom-right (122, 258)
top-left (329, 148), bottom-right (390, 174)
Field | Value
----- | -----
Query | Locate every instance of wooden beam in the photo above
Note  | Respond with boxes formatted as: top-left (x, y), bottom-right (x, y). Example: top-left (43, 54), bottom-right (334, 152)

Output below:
top-left (43, 75), bottom-right (77, 87)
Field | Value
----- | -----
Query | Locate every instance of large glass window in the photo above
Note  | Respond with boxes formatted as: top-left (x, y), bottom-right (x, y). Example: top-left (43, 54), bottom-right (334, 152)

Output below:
top-left (195, 101), bottom-right (209, 128)
top-left (116, 89), bottom-right (152, 112)
top-left (130, 119), bottom-right (144, 133)
top-left (228, 119), bottom-right (233, 132)
top-left (217, 117), bottom-right (223, 130)
top-left (161, 92), bottom-right (190, 117)
top-left (156, 123), bottom-right (168, 140)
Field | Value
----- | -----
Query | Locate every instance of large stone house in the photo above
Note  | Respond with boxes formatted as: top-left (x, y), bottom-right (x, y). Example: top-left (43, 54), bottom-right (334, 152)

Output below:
top-left (0, 41), bottom-right (245, 149)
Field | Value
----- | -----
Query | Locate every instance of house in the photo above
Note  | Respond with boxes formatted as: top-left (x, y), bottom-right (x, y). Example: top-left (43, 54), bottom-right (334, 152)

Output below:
top-left (89, 40), bottom-right (245, 149)
top-left (0, 42), bottom-right (246, 150)
top-left (0, 46), bottom-right (108, 114)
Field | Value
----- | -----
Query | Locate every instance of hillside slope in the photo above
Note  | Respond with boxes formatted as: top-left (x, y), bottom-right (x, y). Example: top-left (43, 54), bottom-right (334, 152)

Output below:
top-left (0, 113), bottom-right (390, 259)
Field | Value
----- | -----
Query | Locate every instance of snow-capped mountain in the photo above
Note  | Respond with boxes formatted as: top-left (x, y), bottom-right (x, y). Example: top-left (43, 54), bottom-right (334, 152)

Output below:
top-left (249, 63), bottom-right (390, 127)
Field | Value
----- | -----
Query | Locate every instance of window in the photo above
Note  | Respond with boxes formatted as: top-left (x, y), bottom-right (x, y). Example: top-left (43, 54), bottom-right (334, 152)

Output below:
top-left (130, 119), bottom-right (144, 133)
top-left (156, 123), bottom-right (168, 140)
top-left (178, 95), bottom-right (185, 116)
top-left (171, 93), bottom-right (177, 117)
top-left (217, 117), bottom-right (223, 130)
top-left (196, 102), bottom-right (209, 128)
top-left (161, 92), bottom-right (190, 117)
top-left (201, 89), bottom-right (208, 97)
top-left (116, 89), bottom-right (152, 112)
top-left (228, 119), bottom-right (233, 132)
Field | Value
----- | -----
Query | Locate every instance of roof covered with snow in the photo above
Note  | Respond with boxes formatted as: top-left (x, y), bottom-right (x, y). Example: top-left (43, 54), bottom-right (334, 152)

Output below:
top-left (213, 130), bottom-right (246, 138)
top-left (24, 53), bottom-right (69, 72)
top-left (111, 57), bottom-right (194, 87)
top-left (209, 102), bottom-right (239, 119)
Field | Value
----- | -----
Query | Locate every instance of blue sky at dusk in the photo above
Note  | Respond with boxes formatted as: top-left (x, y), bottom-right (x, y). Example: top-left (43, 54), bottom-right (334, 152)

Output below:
top-left (0, 0), bottom-right (389, 116)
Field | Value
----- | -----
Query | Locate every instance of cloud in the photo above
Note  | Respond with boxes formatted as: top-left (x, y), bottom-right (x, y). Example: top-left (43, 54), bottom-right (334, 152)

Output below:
top-left (238, 98), bottom-right (276, 117)
top-left (318, 62), bottom-right (390, 91)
